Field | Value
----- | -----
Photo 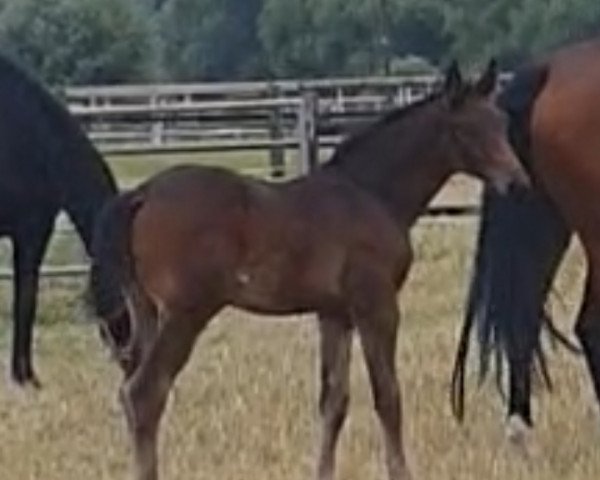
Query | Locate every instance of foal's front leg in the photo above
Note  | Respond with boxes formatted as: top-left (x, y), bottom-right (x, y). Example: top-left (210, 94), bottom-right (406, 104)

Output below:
top-left (121, 286), bottom-right (159, 377)
top-left (316, 313), bottom-right (352, 480)
top-left (349, 274), bottom-right (412, 480)
top-left (120, 306), bottom-right (215, 480)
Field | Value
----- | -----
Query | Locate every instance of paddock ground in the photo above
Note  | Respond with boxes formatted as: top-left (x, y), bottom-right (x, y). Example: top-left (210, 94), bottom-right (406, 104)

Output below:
top-left (0, 217), bottom-right (595, 480)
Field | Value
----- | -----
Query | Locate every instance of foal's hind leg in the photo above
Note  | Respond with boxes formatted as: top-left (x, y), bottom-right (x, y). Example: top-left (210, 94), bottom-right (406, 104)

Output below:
top-left (121, 304), bottom-right (219, 480)
top-left (316, 313), bottom-right (352, 480)
top-left (352, 288), bottom-right (411, 480)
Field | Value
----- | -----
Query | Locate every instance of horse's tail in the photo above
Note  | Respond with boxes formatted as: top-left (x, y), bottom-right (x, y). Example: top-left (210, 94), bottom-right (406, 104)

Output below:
top-left (450, 63), bottom-right (573, 423)
top-left (87, 189), bottom-right (145, 323)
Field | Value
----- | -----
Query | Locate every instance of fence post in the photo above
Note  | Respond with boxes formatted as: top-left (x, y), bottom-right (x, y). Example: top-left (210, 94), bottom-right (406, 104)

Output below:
top-left (150, 94), bottom-right (165, 146)
top-left (268, 84), bottom-right (285, 178)
top-left (298, 90), bottom-right (319, 174)
top-left (384, 85), bottom-right (396, 111)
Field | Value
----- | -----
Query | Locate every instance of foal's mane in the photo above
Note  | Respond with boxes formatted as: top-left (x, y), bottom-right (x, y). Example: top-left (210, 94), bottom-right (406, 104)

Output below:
top-left (327, 90), bottom-right (444, 166)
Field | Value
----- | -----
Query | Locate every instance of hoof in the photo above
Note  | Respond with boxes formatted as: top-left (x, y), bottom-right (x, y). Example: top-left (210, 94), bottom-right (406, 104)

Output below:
top-left (506, 415), bottom-right (534, 459)
top-left (10, 366), bottom-right (42, 390)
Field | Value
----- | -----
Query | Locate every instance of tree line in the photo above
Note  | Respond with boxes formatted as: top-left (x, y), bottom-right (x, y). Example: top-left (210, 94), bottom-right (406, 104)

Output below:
top-left (0, 0), bottom-right (598, 86)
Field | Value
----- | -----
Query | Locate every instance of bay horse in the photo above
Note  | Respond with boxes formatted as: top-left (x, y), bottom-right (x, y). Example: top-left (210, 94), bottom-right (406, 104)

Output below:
top-left (0, 54), bottom-right (117, 385)
top-left (451, 38), bottom-right (600, 438)
top-left (88, 61), bottom-right (528, 480)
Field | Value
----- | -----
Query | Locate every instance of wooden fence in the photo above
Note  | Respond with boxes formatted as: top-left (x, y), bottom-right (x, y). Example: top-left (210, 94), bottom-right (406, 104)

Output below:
top-left (66, 72), bottom-right (513, 175)
top-left (0, 74), bottom-right (496, 280)
top-left (66, 74), bottom-right (448, 177)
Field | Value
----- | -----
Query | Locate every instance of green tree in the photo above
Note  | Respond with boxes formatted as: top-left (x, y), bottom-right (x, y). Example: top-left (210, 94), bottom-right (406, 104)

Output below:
top-left (259, 0), bottom-right (319, 77)
top-left (1, 0), bottom-right (598, 84)
top-left (157, 0), bottom-right (264, 81)
top-left (259, 0), bottom-right (446, 78)
top-left (0, 0), bottom-right (156, 85)
top-left (508, 0), bottom-right (600, 58)
top-left (387, 0), bottom-right (449, 66)
top-left (133, 0), bottom-right (169, 11)
top-left (260, 0), bottom-right (391, 77)
top-left (440, 0), bottom-right (600, 66)
top-left (311, 0), bottom-right (379, 75)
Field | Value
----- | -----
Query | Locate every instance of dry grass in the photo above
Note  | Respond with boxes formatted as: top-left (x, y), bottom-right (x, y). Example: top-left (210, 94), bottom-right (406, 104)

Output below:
top-left (0, 221), bottom-right (596, 480)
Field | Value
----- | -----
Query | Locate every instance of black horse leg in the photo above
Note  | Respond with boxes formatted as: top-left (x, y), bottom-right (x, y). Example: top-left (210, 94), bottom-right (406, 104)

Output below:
top-left (11, 219), bottom-right (54, 386)
top-left (575, 272), bottom-right (600, 411)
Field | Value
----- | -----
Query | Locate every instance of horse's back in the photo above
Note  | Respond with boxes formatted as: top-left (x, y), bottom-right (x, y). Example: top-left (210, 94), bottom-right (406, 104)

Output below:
top-left (533, 38), bottom-right (600, 129)
top-left (529, 38), bottom-right (600, 234)
top-left (136, 164), bottom-right (401, 253)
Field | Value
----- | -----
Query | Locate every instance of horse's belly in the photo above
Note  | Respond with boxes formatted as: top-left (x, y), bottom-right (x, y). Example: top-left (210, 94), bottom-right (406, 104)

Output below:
top-left (230, 250), bottom-right (344, 314)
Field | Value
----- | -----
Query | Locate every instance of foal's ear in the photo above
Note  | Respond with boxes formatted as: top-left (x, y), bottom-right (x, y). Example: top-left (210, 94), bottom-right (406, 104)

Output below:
top-left (475, 58), bottom-right (498, 97)
top-left (444, 60), bottom-right (466, 108)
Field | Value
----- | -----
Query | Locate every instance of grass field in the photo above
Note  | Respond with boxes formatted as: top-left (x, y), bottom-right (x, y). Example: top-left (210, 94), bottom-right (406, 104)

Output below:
top-left (0, 220), bottom-right (595, 480)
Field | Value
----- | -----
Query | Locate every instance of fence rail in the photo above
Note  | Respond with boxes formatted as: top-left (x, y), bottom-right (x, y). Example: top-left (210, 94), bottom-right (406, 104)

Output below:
top-left (65, 75), bottom-right (441, 105)
top-left (67, 75), bottom-right (443, 175)
top-left (1, 74), bottom-right (496, 281)
top-left (67, 73), bottom-right (513, 171)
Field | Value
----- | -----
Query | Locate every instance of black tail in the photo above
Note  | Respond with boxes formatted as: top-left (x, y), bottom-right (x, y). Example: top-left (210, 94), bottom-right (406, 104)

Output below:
top-left (450, 63), bottom-right (574, 422)
top-left (87, 189), bottom-right (145, 322)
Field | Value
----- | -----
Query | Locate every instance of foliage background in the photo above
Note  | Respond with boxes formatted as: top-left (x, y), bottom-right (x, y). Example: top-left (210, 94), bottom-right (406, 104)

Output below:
top-left (0, 0), bottom-right (598, 84)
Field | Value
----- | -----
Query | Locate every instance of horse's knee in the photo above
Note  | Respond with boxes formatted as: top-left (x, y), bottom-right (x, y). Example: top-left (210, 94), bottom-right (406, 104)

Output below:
top-left (372, 380), bottom-right (400, 420)
top-left (120, 376), bottom-right (165, 437)
top-left (319, 384), bottom-right (349, 424)
top-left (120, 381), bottom-right (143, 432)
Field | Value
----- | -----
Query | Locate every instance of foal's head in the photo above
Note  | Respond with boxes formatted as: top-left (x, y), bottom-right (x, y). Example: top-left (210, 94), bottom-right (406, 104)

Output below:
top-left (439, 60), bottom-right (529, 192)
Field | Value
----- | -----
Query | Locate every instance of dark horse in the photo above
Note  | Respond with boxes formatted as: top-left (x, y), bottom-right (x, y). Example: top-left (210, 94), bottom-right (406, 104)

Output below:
top-left (89, 61), bottom-right (527, 480)
top-left (0, 54), bottom-right (117, 385)
top-left (451, 38), bottom-right (600, 438)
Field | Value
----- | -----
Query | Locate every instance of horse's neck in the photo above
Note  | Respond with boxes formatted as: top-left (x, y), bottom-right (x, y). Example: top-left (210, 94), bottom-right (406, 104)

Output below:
top-left (382, 156), bottom-right (452, 227)
top-left (59, 146), bottom-right (117, 251)
top-left (331, 120), bottom-right (453, 227)
top-left (4, 63), bottom-right (118, 252)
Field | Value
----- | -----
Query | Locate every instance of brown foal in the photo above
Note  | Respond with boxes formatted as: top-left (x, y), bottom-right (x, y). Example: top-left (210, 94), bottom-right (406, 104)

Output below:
top-left (89, 60), bottom-right (527, 480)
